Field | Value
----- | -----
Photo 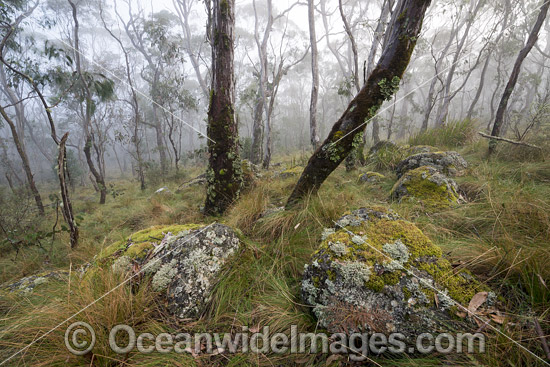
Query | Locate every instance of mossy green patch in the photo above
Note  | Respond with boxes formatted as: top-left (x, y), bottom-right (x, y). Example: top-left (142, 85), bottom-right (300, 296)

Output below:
top-left (391, 166), bottom-right (459, 208)
top-left (99, 224), bottom-right (203, 260)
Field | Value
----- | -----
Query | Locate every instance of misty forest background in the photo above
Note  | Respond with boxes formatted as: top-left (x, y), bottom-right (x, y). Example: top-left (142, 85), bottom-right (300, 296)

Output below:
top-left (2, 0), bottom-right (550, 366)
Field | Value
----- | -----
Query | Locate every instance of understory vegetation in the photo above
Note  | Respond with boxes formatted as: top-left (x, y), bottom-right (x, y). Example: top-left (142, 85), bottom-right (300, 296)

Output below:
top-left (1, 122), bottom-right (549, 366)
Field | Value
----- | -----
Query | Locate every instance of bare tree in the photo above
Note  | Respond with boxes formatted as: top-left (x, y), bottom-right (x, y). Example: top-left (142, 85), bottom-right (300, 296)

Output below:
top-left (173, 0), bottom-right (210, 99)
top-left (467, 1), bottom-right (511, 121)
top-left (308, 0), bottom-right (320, 149)
top-left (69, 0), bottom-right (108, 204)
top-left (286, 0), bottom-right (432, 207)
top-left (115, 0), bottom-right (169, 175)
top-left (99, 2), bottom-right (146, 189)
top-left (489, 0), bottom-right (550, 155)
top-left (366, 0), bottom-right (393, 142)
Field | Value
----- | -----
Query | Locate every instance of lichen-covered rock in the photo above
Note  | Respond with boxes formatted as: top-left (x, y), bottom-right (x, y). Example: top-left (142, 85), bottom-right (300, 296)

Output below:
top-left (279, 166), bottom-right (303, 178)
top-left (1, 270), bottom-right (69, 294)
top-left (147, 223), bottom-right (240, 318)
top-left (358, 171), bottom-right (385, 183)
top-left (102, 223), bottom-right (240, 319)
top-left (395, 151), bottom-right (467, 178)
top-left (302, 207), bottom-right (487, 339)
top-left (391, 166), bottom-right (461, 207)
top-left (99, 224), bottom-right (202, 262)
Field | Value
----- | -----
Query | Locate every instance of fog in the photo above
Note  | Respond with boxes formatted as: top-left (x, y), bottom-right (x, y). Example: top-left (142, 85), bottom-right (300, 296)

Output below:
top-left (1, 0), bottom-right (548, 185)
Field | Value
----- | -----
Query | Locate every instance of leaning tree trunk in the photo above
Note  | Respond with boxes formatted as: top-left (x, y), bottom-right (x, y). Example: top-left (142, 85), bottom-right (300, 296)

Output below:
top-left (286, 0), bottom-right (431, 207)
top-left (204, 0), bottom-right (242, 216)
top-left (489, 0), bottom-right (550, 156)
top-left (308, 0), bottom-right (320, 149)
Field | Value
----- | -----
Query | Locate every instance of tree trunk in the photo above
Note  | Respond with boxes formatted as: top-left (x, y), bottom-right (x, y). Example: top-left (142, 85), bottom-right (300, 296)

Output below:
top-left (0, 104), bottom-right (44, 214)
top-left (466, 54), bottom-right (490, 121)
top-left (152, 98), bottom-right (168, 175)
top-left (204, 0), bottom-right (242, 216)
top-left (250, 92), bottom-right (264, 164)
top-left (338, 0), bottom-right (360, 94)
top-left (489, 0), bottom-right (550, 155)
top-left (286, 0), bottom-right (431, 207)
top-left (58, 133), bottom-right (79, 248)
top-left (308, 0), bottom-right (320, 149)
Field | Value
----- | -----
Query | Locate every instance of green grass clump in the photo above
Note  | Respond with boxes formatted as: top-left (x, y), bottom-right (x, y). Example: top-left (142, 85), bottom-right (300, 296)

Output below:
top-left (409, 119), bottom-right (476, 149)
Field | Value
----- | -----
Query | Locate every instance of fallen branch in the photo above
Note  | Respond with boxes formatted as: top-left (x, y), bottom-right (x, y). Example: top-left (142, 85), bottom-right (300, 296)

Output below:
top-left (478, 132), bottom-right (543, 150)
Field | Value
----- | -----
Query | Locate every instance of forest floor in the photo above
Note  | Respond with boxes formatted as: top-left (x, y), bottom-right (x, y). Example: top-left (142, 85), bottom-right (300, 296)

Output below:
top-left (1, 128), bottom-right (549, 366)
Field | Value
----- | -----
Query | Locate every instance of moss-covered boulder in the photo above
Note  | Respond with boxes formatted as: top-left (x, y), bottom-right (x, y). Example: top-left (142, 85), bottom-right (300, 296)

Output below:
top-left (98, 224), bottom-right (202, 263)
top-left (302, 207), bottom-right (489, 339)
top-left (358, 171), bottom-right (385, 183)
top-left (102, 223), bottom-right (240, 319)
top-left (395, 151), bottom-right (467, 178)
top-left (391, 166), bottom-right (461, 207)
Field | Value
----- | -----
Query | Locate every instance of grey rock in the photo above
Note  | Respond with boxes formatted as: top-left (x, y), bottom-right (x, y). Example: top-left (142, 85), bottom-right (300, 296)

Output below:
top-left (396, 151), bottom-right (467, 178)
top-left (143, 223), bottom-right (240, 318)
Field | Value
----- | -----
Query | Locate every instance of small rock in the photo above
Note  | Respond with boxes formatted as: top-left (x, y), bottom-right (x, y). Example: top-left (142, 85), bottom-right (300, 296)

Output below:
top-left (1, 270), bottom-right (69, 294)
top-left (154, 187), bottom-right (172, 195)
top-left (358, 171), bottom-right (385, 183)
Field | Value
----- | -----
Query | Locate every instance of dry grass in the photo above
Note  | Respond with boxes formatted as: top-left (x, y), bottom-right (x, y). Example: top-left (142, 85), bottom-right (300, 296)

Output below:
top-left (1, 144), bottom-right (550, 366)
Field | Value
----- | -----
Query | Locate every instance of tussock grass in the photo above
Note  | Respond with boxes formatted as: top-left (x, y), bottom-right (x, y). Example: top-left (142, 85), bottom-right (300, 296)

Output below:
top-left (1, 142), bottom-right (550, 366)
top-left (409, 119), bottom-right (477, 149)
